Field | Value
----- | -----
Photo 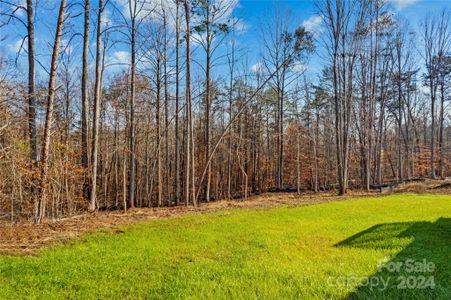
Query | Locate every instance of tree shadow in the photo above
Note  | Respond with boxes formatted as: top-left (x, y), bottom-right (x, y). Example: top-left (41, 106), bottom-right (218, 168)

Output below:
top-left (335, 218), bottom-right (450, 299)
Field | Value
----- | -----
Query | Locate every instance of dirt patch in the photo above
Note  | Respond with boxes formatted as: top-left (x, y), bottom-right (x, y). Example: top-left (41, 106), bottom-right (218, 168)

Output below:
top-left (0, 190), bottom-right (378, 255)
top-left (433, 182), bottom-right (451, 189)
top-left (0, 182), bottom-right (449, 256)
top-left (395, 179), bottom-right (451, 194)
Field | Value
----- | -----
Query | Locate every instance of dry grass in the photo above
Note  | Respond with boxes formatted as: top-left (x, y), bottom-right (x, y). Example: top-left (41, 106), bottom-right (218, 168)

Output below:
top-left (0, 180), bottom-right (449, 256)
top-left (394, 178), bottom-right (451, 194)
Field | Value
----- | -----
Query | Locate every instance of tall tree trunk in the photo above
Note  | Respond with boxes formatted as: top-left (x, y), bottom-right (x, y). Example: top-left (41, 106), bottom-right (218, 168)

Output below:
top-left (296, 133), bottom-right (301, 194)
top-left (36, 0), bottom-right (66, 223)
top-left (81, 0), bottom-right (90, 199)
top-left (129, 1), bottom-right (137, 207)
top-left (438, 79), bottom-right (445, 178)
top-left (123, 148), bottom-right (127, 212)
top-left (397, 48), bottom-right (404, 182)
top-left (163, 11), bottom-right (170, 206)
top-left (26, 0), bottom-right (37, 162)
top-left (174, 1), bottom-right (180, 205)
top-left (204, 37), bottom-right (211, 202)
top-left (430, 79), bottom-right (436, 179)
top-left (332, 51), bottom-right (344, 194)
top-left (156, 60), bottom-right (162, 207)
top-left (366, 1), bottom-right (379, 190)
top-left (184, 0), bottom-right (195, 206)
top-left (276, 84), bottom-right (284, 190)
top-left (226, 38), bottom-right (235, 199)
top-left (114, 108), bottom-right (119, 208)
top-left (314, 109), bottom-right (319, 192)
top-left (89, 0), bottom-right (103, 212)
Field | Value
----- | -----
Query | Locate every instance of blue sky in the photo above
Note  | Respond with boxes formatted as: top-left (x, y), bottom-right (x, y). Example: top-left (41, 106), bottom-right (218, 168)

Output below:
top-left (0, 0), bottom-right (449, 85)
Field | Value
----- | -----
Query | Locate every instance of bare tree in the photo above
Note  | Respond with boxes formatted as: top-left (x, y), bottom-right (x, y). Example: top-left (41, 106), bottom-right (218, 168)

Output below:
top-left (81, 0), bottom-right (90, 198)
top-left (191, 0), bottom-right (236, 201)
top-left (36, 0), bottom-right (67, 223)
top-left (184, 0), bottom-right (196, 206)
top-left (320, 0), bottom-right (363, 194)
top-left (0, 0), bottom-right (38, 161)
top-left (89, 0), bottom-right (104, 211)
top-left (261, 6), bottom-right (313, 191)
top-left (421, 9), bottom-right (450, 178)
top-left (125, 0), bottom-right (147, 207)
top-left (174, 0), bottom-right (181, 205)
top-left (25, 0), bottom-right (37, 162)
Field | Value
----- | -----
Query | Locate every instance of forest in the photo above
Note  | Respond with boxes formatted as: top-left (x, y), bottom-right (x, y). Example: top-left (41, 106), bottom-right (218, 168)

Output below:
top-left (0, 1), bottom-right (450, 299)
top-left (0, 0), bottom-right (449, 222)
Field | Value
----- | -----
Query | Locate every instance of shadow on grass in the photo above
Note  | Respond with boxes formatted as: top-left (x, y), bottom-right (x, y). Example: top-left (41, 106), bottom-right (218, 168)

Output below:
top-left (335, 218), bottom-right (450, 299)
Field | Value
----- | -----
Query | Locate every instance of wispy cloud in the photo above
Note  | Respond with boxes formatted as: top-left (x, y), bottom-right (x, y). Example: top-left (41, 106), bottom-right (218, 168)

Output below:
top-left (251, 62), bottom-right (263, 74)
top-left (292, 62), bottom-right (307, 72)
top-left (7, 0), bottom-right (26, 17)
top-left (101, 9), bottom-right (114, 27)
top-left (116, 0), bottom-right (239, 31)
top-left (390, 0), bottom-right (419, 9)
top-left (9, 39), bottom-right (25, 54)
top-left (233, 18), bottom-right (248, 33)
top-left (302, 15), bottom-right (323, 35)
top-left (107, 51), bottom-right (131, 71)
top-left (60, 39), bottom-right (73, 55)
top-left (420, 85), bottom-right (430, 95)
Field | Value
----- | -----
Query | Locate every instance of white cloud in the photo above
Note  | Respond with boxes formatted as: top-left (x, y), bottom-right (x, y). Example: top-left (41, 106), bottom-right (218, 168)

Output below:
top-left (60, 39), bottom-right (73, 55)
top-left (302, 15), bottom-right (323, 35)
top-left (115, 0), bottom-right (240, 36)
top-left (112, 51), bottom-right (130, 63)
top-left (191, 31), bottom-right (206, 45)
top-left (101, 9), bottom-right (113, 27)
top-left (420, 85), bottom-right (430, 95)
top-left (115, 0), bottom-right (156, 22)
top-left (108, 51), bottom-right (131, 69)
top-left (8, 39), bottom-right (25, 53)
top-left (190, 0), bottom-right (240, 42)
top-left (148, 0), bottom-right (178, 25)
top-left (191, 0), bottom-right (239, 24)
top-left (292, 62), bottom-right (307, 72)
top-left (7, 0), bottom-right (26, 17)
top-left (233, 18), bottom-right (248, 33)
top-left (251, 62), bottom-right (263, 74)
top-left (390, 0), bottom-right (419, 9)
top-left (115, 0), bottom-right (179, 28)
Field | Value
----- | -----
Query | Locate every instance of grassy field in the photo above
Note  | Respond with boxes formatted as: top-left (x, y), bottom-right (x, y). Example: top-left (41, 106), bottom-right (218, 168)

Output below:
top-left (0, 194), bottom-right (450, 299)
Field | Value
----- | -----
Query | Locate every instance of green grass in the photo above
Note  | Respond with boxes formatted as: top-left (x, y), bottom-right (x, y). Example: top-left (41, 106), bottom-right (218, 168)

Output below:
top-left (0, 194), bottom-right (450, 299)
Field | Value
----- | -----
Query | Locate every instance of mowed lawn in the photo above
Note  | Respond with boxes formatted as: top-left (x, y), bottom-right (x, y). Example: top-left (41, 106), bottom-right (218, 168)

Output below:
top-left (0, 194), bottom-right (450, 299)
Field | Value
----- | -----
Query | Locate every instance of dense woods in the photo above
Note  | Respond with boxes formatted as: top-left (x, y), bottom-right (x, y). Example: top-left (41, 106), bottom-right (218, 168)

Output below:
top-left (0, 0), bottom-right (450, 222)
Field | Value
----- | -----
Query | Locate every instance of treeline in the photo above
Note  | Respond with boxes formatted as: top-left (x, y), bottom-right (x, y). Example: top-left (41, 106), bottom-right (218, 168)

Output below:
top-left (0, 0), bottom-right (449, 222)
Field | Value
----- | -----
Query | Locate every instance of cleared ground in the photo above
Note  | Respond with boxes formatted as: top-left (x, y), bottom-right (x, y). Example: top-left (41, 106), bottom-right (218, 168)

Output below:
top-left (0, 190), bottom-right (378, 255)
top-left (0, 193), bottom-right (449, 299)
